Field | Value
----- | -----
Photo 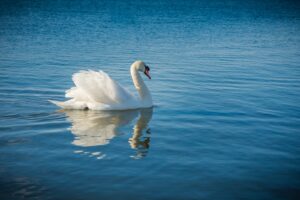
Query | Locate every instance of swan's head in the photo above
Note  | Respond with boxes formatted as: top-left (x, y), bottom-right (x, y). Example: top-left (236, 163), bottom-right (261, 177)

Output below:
top-left (133, 60), bottom-right (151, 79)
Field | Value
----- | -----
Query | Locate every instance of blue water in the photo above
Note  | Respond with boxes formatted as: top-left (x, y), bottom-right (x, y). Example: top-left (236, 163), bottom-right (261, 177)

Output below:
top-left (1, 0), bottom-right (300, 199)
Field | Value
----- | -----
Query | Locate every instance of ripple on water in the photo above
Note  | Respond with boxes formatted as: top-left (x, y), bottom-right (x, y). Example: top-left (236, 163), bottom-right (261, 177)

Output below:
top-left (1, 0), bottom-right (300, 199)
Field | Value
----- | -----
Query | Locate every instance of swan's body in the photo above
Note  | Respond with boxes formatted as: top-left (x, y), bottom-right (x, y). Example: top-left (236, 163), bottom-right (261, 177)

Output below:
top-left (50, 61), bottom-right (152, 110)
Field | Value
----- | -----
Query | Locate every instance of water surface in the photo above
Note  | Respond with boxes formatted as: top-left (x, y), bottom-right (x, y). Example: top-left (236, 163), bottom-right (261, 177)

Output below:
top-left (1, 0), bottom-right (300, 199)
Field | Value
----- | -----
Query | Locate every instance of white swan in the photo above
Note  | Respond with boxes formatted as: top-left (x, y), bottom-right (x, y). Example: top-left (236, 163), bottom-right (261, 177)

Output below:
top-left (50, 60), bottom-right (152, 110)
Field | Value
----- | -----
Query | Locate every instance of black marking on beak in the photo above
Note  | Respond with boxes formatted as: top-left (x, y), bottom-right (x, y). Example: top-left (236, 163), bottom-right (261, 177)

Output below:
top-left (144, 65), bottom-right (151, 79)
top-left (145, 65), bottom-right (150, 71)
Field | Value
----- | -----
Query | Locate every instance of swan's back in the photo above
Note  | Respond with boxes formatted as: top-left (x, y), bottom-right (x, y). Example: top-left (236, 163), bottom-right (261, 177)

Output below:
top-left (68, 70), bottom-right (135, 104)
top-left (52, 70), bottom-right (138, 110)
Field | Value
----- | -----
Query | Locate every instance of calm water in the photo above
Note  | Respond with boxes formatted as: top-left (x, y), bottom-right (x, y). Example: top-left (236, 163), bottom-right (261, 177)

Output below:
top-left (1, 0), bottom-right (300, 199)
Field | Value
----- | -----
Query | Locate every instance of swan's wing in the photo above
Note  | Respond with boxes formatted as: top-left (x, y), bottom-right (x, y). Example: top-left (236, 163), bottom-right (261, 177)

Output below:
top-left (66, 70), bottom-right (136, 105)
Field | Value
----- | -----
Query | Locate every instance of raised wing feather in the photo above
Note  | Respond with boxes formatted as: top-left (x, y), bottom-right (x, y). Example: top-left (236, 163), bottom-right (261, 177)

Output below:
top-left (66, 70), bottom-right (136, 105)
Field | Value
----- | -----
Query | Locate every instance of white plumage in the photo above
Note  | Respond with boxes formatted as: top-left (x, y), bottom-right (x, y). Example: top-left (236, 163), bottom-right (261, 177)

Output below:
top-left (50, 60), bottom-right (152, 110)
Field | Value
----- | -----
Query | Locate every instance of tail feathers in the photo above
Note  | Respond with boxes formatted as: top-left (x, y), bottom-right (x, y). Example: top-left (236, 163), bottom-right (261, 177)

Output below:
top-left (49, 100), bottom-right (64, 107)
top-left (49, 100), bottom-right (87, 110)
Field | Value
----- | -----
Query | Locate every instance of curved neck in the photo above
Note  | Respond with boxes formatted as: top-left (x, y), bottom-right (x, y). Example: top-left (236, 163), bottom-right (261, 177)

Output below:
top-left (130, 64), bottom-right (152, 105)
top-left (129, 108), bottom-right (153, 149)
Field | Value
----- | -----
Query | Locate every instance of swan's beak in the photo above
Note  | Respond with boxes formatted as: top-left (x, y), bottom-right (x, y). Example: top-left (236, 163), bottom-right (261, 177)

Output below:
top-left (144, 67), bottom-right (151, 79)
top-left (144, 70), bottom-right (151, 79)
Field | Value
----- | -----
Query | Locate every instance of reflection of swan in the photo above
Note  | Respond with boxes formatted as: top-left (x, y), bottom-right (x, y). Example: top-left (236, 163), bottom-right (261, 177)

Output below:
top-left (50, 60), bottom-right (152, 110)
top-left (129, 109), bottom-right (153, 159)
top-left (62, 108), bottom-right (153, 153)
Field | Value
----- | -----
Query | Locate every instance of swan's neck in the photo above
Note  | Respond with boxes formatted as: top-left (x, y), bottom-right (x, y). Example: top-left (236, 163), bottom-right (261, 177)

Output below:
top-left (130, 65), bottom-right (152, 106)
